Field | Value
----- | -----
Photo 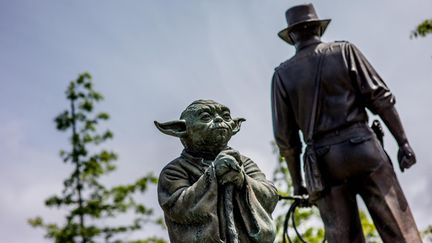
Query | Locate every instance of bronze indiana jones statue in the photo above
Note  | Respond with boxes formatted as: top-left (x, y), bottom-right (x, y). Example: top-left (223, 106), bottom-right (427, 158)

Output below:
top-left (271, 4), bottom-right (422, 243)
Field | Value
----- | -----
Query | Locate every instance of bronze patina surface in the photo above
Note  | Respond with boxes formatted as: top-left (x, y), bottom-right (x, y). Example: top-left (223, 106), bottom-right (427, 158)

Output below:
top-left (272, 4), bottom-right (422, 243)
top-left (155, 100), bottom-right (278, 243)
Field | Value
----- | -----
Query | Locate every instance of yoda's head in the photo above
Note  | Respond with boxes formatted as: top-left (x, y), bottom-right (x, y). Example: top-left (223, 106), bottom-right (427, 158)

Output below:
top-left (155, 100), bottom-right (245, 156)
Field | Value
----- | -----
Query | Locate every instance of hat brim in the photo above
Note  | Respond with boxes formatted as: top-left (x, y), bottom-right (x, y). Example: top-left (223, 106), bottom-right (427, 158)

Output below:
top-left (278, 19), bottom-right (331, 45)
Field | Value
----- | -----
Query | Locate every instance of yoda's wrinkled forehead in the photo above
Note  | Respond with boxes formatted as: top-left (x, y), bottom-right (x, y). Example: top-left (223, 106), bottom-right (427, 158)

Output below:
top-left (180, 100), bottom-right (230, 120)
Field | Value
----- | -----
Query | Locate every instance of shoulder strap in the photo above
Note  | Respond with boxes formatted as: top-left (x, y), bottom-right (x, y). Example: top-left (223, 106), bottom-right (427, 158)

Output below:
top-left (306, 45), bottom-right (327, 144)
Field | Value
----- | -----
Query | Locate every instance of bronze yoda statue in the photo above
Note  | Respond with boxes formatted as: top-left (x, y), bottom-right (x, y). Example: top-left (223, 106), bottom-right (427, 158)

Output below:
top-left (155, 99), bottom-right (278, 243)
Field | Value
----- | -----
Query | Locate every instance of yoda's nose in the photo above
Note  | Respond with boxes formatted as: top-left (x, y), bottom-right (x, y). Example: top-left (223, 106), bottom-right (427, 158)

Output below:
top-left (214, 115), bottom-right (223, 123)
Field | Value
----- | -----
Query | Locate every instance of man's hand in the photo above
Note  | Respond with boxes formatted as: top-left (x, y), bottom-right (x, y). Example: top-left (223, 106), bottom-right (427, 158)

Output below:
top-left (398, 142), bottom-right (416, 172)
top-left (292, 185), bottom-right (311, 207)
top-left (214, 149), bottom-right (245, 188)
top-left (293, 185), bottom-right (308, 197)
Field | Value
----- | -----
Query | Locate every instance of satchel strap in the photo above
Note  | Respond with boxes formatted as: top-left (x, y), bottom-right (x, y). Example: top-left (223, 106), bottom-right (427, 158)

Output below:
top-left (306, 44), bottom-right (327, 145)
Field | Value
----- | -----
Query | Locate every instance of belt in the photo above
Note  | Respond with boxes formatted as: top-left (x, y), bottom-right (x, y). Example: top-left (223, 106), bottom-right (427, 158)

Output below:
top-left (313, 122), bottom-right (373, 147)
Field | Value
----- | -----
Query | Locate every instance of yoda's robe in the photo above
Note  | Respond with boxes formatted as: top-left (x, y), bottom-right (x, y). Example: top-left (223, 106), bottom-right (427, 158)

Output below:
top-left (158, 150), bottom-right (278, 243)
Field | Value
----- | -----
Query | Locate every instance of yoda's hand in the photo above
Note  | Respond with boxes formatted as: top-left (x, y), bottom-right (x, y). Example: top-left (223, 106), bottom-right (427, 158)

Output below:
top-left (219, 168), bottom-right (245, 189)
top-left (214, 150), bottom-right (242, 176)
top-left (214, 150), bottom-right (244, 188)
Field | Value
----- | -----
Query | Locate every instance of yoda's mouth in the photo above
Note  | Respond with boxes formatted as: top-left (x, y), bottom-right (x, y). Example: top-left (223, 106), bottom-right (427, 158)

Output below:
top-left (211, 124), bottom-right (230, 130)
top-left (213, 127), bottom-right (228, 131)
top-left (210, 127), bottom-right (230, 139)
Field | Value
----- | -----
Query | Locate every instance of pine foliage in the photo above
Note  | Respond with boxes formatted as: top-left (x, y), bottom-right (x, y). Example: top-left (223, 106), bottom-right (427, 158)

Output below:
top-left (28, 73), bottom-right (166, 243)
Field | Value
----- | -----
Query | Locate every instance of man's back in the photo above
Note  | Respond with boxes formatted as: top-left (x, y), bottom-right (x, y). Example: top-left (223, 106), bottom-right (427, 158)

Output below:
top-left (272, 41), bottom-right (395, 144)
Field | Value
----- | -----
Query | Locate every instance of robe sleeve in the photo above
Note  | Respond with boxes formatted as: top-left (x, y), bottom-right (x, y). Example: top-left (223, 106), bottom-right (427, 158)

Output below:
top-left (344, 42), bottom-right (396, 114)
top-left (234, 156), bottom-right (278, 243)
top-left (158, 161), bottom-right (218, 224)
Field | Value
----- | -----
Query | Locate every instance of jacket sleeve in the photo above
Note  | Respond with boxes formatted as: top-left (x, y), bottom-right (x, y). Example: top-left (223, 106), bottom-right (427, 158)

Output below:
top-left (271, 70), bottom-right (302, 158)
top-left (344, 42), bottom-right (396, 114)
top-left (158, 162), bottom-right (218, 224)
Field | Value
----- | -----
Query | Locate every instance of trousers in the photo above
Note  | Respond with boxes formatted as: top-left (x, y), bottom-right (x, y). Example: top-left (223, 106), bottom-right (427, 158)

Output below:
top-left (314, 124), bottom-right (422, 243)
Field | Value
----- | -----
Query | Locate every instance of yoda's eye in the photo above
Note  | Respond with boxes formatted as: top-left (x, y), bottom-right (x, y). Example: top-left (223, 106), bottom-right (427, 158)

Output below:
top-left (222, 112), bottom-right (231, 120)
top-left (200, 113), bottom-right (211, 122)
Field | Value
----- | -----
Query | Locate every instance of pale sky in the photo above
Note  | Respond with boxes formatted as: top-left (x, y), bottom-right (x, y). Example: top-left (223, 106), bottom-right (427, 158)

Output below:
top-left (0, 1), bottom-right (431, 242)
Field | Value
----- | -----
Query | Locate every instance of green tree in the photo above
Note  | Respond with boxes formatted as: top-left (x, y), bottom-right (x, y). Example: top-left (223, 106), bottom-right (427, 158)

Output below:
top-left (271, 142), bottom-right (380, 243)
top-left (29, 73), bottom-right (166, 243)
top-left (421, 225), bottom-right (432, 242)
top-left (411, 19), bottom-right (432, 38)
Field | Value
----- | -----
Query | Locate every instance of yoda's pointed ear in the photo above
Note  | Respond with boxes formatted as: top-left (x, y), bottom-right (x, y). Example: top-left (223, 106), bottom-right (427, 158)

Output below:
top-left (154, 120), bottom-right (187, 138)
top-left (232, 118), bottom-right (246, 135)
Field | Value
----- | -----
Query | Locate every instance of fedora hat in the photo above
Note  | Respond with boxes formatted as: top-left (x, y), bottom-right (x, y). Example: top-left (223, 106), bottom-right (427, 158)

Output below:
top-left (278, 3), bottom-right (331, 45)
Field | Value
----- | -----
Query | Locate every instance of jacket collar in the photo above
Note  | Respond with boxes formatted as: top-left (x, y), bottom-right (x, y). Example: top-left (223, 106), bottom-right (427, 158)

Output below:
top-left (295, 39), bottom-right (322, 53)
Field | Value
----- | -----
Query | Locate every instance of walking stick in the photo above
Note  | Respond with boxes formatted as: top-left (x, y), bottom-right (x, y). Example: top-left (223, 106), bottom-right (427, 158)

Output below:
top-left (224, 184), bottom-right (238, 243)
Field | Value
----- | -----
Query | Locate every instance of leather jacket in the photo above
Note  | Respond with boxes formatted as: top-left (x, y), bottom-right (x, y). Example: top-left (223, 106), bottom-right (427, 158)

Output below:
top-left (271, 41), bottom-right (395, 158)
